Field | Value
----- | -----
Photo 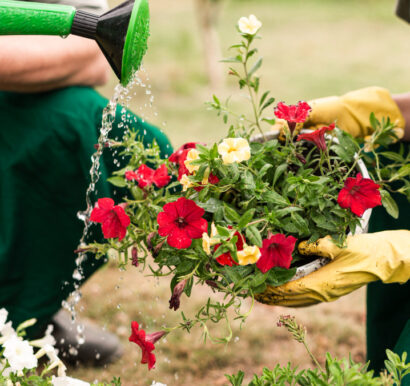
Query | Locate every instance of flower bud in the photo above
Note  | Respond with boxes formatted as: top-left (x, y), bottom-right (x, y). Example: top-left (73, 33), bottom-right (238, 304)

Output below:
top-left (131, 246), bottom-right (139, 267)
top-left (169, 279), bottom-right (187, 311)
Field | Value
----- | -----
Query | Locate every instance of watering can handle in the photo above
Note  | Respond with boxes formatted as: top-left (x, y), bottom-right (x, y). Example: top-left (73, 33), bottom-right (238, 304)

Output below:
top-left (0, 0), bottom-right (76, 36)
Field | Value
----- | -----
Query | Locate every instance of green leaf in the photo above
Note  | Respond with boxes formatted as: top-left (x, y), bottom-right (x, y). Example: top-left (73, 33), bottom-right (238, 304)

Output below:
top-left (266, 267), bottom-right (297, 286)
top-left (261, 190), bottom-right (289, 206)
top-left (224, 266), bottom-right (241, 283)
top-left (261, 97), bottom-right (275, 112)
top-left (272, 163), bottom-right (288, 186)
top-left (216, 225), bottom-right (230, 237)
top-left (250, 271), bottom-right (266, 288)
top-left (291, 213), bottom-right (310, 236)
top-left (258, 164), bottom-right (272, 178)
top-left (242, 170), bottom-right (256, 190)
top-left (396, 164), bottom-right (410, 178)
top-left (238, 208), bottom-right (255, 229)
top-left (107, 176), bottom-right (127, 188)
top-left (198, 184), bottom-right (210, 202)
top-left (245, 226), bottom-right (262, 247)
top-left (248, 58), bottom-right (263, 78)
top-left (224, 204), bottom-right (241, 223)
top-left (197, 197), bottom-right (224, 213)
top-left (369, 112), bottom-right (380, 130)
top-left (381, 189), bottom-right (399, 219)
top-left (259, 91), bottom-right (270, 107)
top-left (262, 118), bottom-right (276, 125)
top-left (220, 56), bottom-right (242, 63)
top-left (380, 151), bottom-right (404, 163)
top-left (276, 207), bottom-right (303, 218)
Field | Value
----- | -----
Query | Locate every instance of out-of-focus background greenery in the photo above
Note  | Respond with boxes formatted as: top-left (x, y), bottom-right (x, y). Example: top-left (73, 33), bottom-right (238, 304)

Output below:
top-left (70, 0), bottom-right (410, 384)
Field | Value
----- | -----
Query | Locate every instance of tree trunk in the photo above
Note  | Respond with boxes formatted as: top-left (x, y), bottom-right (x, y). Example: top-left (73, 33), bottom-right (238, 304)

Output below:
top-left (195, 0), bottom-right (224, 89)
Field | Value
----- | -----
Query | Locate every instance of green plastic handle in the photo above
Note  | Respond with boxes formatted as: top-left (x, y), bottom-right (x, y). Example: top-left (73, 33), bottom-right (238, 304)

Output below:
top-left (0, 0), bottom-right (76, 36)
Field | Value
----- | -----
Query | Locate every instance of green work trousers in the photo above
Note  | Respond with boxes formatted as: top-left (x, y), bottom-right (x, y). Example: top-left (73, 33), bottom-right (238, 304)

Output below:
top-left (367, 142), bottom-right (410, 384)
top-left (0, 86), bottom-right (172, 337)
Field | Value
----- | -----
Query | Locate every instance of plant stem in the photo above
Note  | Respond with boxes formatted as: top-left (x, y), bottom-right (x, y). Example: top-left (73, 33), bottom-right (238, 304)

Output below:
top-left (247, 218), bottom-right (267, 226)
top-left (345, 148), bottom-right (363, 178)
top-left (302, 340), bottom-right (324, 372)
top-left (243, 41), bottom-right (266, 141)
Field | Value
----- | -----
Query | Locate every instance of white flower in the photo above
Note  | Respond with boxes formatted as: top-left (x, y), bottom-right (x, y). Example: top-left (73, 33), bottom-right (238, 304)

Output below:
top-left (0, 322), bottom-right (17, 344)
top-left (180, 174), bottom-right (194, 191)
top-left (184, 148), bottom-right (200, 174)
top-left (151, 382), bottom-right (167, 386)
top-left (238, 15), bottom-right (262, 35)
top-left (3, 336), bottom-right (37, 372)
top-left (0, 308), bottom-right (8, 331)
top-left (218, 138), bottom-right (251, 164)
top-left (30, 324), bottom-right (56, 348)
top-left (51, 376), bottom-right (90, 386)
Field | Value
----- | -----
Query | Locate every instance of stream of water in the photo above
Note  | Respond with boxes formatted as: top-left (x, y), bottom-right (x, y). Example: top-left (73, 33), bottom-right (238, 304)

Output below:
top-left (61, 68), bottom-right (169, 350)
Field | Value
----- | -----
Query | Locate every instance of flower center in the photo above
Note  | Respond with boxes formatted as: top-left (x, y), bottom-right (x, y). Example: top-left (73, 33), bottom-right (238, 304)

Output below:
top-left (349, 186), bottom-right (360, 195)
top-left (268, 242), bottom-right (279, 251)
top-left (175, 217), bottom-right (187, 228)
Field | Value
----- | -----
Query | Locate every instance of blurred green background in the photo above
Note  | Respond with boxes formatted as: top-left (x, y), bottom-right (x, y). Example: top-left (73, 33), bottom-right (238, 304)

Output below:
top-left (99, 0), bottom-right (410, 147)
top-left (70, 0), bottom-right (409, 384)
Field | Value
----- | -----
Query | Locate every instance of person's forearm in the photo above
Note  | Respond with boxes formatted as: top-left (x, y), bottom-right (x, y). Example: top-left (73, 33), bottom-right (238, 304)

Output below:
top-left (0, 35), bottom-right (110, 92)
top-left (393, 93), bottom-right (410, 141)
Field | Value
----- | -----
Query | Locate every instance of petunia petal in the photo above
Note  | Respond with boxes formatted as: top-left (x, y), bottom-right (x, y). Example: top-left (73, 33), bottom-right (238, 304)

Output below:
top-left (167, 227), bottom-right (192, 249)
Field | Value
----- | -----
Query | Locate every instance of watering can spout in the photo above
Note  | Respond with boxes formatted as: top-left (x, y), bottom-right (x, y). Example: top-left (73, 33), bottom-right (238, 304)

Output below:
top-left (0, 0), bottom-right (149, 86)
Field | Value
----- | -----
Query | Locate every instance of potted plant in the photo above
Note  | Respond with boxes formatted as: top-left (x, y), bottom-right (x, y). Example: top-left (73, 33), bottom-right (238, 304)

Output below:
top-left (82, 15), bottom-right (409, 369)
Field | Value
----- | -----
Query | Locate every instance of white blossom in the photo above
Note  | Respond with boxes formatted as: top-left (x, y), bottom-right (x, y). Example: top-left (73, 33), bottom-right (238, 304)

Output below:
top-left (30, 324), bottom-right (56, 348)
top-left (218, 138), bottom-right (251, 164)
top-left (3, 336), bottom-right (37, 372)
top-left (0, 322), bottom-right (17, 344)
top-left (0, 308), bottom-right (8, 331)
top-left (151, 382), bottom-right (167, 386)
top-left (238, 15), bottom-right (262, 35)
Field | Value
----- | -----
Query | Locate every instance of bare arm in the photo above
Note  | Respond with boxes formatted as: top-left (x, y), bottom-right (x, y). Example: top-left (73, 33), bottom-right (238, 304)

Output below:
top-left (0, 35), bottom-right (110, 92)
top-left (393, 93), bottom-right (410, 141)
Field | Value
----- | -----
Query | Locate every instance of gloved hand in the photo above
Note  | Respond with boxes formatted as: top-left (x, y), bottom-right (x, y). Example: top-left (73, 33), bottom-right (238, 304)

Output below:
top-left (303, 87), bottom-right (405, 138)
top-left (255, 230), bottom-right (410, 307)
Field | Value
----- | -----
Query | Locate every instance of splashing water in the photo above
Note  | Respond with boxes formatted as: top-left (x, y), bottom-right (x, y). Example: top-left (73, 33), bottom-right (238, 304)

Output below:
top-left (63, 68), bottom-right (167, 348)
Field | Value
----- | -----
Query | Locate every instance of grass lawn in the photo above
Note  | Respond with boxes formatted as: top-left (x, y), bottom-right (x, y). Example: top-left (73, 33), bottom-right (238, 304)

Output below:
top-left (70, 0), bottom-right (407, 384)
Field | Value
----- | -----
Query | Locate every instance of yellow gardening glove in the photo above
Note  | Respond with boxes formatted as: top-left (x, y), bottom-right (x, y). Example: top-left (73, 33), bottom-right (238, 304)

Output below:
top-left (255, 230), bottom-right (410, 307)
top-left (304, 87), bottom-right (405, 138)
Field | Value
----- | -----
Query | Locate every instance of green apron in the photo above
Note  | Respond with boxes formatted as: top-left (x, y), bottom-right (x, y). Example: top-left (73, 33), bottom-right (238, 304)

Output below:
top-left (366, 142), bottom-right (410, 384)
top-left (0, 86), bottom-right (172, 337)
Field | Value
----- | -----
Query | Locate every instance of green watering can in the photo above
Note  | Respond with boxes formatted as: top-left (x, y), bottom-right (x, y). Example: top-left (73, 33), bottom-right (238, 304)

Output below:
top-left (0, 0), bottom-right (149, 86)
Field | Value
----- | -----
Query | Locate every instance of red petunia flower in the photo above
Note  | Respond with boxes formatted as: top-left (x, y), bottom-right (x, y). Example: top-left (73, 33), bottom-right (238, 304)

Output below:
top-left (129, 321), bottom-right (166, 370)
top-left (157, 197), bottom-right (208, 249)
top-left (256, 233), bottom-right (297, 273)
top-left (337, 173), bottom-right (382, 217)
top-left (126, 164), bottom-right (170, 188)
top-left (214, 231), bottom-right (244, 267)
top-left (90, 198), bottom-right (130, 241)
top-left (274, 101), bottom-right (312, 133)
top-left (297, 123), bottom-right (335, 151)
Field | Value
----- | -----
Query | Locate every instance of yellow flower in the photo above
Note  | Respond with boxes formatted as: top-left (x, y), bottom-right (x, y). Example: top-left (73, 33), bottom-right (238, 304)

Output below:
top-left (180, 174), bottom-right (194, 191)
top-left (237, 245), bottom-right (261, 265)
top-left (202, 223), bottom-right (219, 255)
top-left (184, 149), bottom-right (200, 174)
top-left (238, 15), bottom-right (262, 35)
top-left (218, 138), bottom-right (251, 165)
